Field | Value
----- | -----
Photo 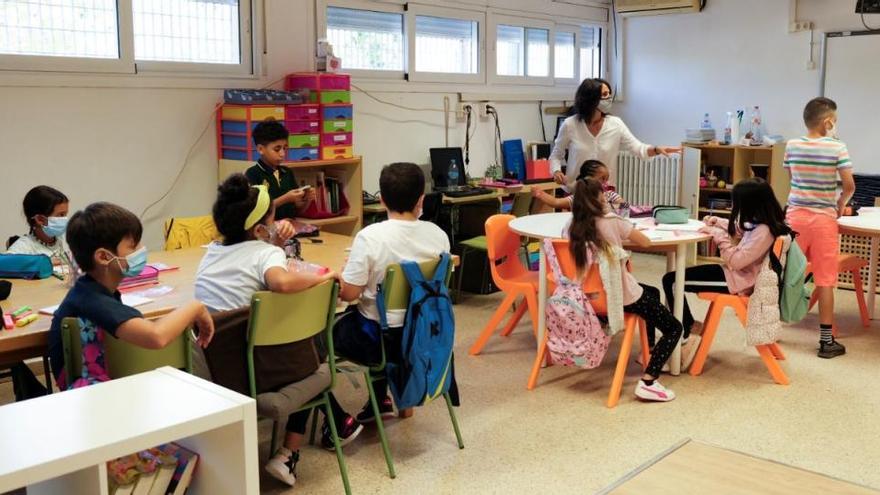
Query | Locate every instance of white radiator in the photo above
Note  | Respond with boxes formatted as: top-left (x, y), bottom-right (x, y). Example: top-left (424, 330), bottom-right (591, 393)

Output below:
top-left (616, 152), bottom-right (680, 206)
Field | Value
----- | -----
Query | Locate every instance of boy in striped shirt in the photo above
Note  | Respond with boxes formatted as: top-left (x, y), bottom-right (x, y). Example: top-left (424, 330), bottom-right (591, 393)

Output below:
top-left (785, 97), bottom-right (855, 359)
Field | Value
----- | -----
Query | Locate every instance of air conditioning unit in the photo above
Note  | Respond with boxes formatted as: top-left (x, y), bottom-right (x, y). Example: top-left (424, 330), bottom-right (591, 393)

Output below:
top-left (616, 0), bottom-right (702, 16)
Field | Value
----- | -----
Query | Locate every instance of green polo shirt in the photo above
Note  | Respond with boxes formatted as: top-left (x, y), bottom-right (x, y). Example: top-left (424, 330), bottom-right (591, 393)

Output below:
top-left (244, 159), bottom-right (299, 220)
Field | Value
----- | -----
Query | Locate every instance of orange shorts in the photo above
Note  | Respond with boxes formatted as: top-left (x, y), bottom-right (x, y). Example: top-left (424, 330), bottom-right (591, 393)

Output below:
top-left (787, 208), bottom-right (839, 287)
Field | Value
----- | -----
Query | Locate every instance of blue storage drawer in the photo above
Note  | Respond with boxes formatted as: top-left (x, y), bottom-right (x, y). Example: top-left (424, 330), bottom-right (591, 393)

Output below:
top-left (221, 120), bottom-right (260, 133)
top-left (287, 148), bottom-right (319, 161)
top-left (322, 104), bottom-right (353, 120)
top-left (221, 135), bottom-right (250, 147)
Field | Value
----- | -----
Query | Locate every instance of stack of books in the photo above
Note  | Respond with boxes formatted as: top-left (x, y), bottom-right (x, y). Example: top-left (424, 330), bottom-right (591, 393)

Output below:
top-left (107, 442), bottom-right (199, 495)
top-left (685, 128), bottom-right (717, 143)
top-left (298, 170), bottom-right (348, 217)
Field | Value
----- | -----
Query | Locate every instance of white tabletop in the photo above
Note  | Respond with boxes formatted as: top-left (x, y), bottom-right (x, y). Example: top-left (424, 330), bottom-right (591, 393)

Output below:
top-left (509, 213), bottom-right (711, 247)
top-left (838, 212), bottom-right (880, 235)
top-left (0, 367), bottom-right (255, 492)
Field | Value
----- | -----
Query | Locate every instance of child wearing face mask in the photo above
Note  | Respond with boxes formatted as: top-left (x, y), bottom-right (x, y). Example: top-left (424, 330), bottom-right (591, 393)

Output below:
top-left (48, 202), bottom-right (215, 390)
top-left (784, 97), bottom-right (856, 359)
top-left (532, 160), bottom-right (628, 211)
top-left (7, 186), bottom-right (71, 265)
top-left (194, 174), bottom-right (359, 488)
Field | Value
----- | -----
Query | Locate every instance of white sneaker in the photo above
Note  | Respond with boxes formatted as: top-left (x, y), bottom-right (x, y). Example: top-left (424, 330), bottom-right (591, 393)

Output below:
top-left (680, 335), bottom-right (702, 372)
top-left (635, 379), bottom-right (676, 402)
top-left (265, 447), bottom-right (298, 487)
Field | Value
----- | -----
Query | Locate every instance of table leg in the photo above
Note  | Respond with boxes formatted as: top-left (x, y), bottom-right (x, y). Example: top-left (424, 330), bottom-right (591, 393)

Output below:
top-left (669, 244), bottom-right (687, 376)
top-left (869, 236), bottom-right (878, 320)
top-left (537, 242), bottom-right (547, 355)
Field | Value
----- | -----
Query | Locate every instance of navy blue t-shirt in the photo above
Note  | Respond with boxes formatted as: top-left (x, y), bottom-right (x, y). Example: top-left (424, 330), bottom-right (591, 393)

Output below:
top-left (48, 275), bottom-right (143, 380)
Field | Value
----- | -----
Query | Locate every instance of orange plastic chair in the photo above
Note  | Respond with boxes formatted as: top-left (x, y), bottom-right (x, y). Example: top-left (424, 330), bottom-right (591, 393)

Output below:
top-left (529, 240), bottom-right (651, 408)
top-left (469, 215), bottom-right (541, 356)
top-left (689, 238), bottom-right (789, 385)
top-left (806, 254), bottom-right (870, 337)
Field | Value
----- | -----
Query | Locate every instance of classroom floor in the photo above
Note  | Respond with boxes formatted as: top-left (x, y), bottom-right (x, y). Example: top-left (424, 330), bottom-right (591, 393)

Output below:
top-left (3, 252), bottom-right (880, 494)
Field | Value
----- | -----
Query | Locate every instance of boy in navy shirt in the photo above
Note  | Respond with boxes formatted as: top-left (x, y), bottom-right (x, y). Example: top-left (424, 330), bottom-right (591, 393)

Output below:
top-left (49, 202), bottom-right (214, 388)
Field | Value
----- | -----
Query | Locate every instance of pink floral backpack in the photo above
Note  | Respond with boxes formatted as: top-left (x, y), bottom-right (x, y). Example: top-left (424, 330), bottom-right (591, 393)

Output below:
top-left (544, 239), bottom-right (611, 369)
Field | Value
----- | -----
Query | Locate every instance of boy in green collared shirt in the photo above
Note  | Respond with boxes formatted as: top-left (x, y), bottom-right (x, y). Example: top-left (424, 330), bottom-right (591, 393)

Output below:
top-left (245, 120), bottom-right (314, 220)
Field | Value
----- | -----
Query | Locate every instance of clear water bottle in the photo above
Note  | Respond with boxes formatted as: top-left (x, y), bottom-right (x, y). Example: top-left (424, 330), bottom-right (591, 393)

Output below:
top-left (750, 106), bottom-right (764, 144)
top-left (448, 159), bottom-right (460, 185)
top-left (701, 113), bottom-right (712, 129)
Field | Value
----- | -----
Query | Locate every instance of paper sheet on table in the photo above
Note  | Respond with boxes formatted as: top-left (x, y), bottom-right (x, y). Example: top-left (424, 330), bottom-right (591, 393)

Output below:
top-left (643, 230), bottom-right (675, 241)
top-left (40, 294), bottom-right (154, 315)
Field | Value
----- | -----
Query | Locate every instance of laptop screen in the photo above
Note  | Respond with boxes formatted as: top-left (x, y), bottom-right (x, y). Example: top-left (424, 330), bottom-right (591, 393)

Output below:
top-left (429, 147), bottom-right (466, 189)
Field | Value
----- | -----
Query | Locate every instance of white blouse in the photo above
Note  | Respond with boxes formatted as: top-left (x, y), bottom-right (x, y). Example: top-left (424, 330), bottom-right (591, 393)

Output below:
top-left (549, 114), bottom-right (650, 191)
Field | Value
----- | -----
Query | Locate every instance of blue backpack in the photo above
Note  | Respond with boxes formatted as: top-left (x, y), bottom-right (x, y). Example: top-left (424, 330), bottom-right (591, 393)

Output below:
top-left (377, 253), bottom-right (455, 410)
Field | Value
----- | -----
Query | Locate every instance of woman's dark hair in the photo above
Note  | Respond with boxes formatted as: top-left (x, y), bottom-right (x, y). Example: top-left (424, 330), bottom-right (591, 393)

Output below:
top-left (575, 159), bottom-right (608, 181)
top-left (568, 178), bottom-right (609, 274)
top-left (23, 186), bottom-right (68, 231)
top-left (729, 178), bottom-right (791, 238)
top-left (67, 202), bottom-right (142, 271)
top-left (573, 78), bottom-right (611, 123)
top-left (213, 174), bottom-right (274, 245)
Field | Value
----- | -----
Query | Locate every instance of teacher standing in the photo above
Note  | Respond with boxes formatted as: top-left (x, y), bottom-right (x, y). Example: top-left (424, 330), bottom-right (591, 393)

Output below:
top-left (550, 78), bottom-right (680, 191)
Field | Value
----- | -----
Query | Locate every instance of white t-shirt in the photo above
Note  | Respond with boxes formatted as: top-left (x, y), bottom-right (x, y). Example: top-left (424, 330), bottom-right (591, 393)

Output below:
top-left (343, 219), bottom-right (450, 327)
top-left (194, 240), bottom-right (287, 312)
top-left (550, 115), bottom-right (650, 191)
top-left (6, 233), bottom-right (69, 259)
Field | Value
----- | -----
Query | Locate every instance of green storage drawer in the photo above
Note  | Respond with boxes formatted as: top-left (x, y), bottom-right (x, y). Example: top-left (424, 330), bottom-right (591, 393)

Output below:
top-left (322, 119), bottom-right (353, 133)
top-left (288, 134), bottom-right (320, 148)
top-left (309, 90), bottom-right (351, 104)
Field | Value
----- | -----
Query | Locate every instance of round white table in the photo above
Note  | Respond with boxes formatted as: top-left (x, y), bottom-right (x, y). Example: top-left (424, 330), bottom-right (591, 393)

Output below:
top-left (509, 213), bottom-right (711, 376)
top-left (838, 212), bottom-right (880, 320)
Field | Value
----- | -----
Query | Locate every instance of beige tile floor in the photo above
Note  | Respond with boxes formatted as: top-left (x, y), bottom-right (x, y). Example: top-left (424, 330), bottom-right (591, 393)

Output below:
top-left (4, 253), bottom-right (880, 494)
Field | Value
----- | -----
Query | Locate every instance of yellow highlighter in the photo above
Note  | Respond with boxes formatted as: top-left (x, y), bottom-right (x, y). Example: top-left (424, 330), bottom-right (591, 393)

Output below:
top-left (15, 314), bottom-right (38, 327)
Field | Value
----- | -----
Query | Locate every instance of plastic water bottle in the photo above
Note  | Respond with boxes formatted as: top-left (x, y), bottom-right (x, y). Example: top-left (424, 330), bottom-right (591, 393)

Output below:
top-left (701, 113), bottom-right (712, 129)
top-left (723, 112), bottom-right (733, 144)
top-left (448, 159), bottom-right (460, 185)
top-left (750, 106), bottom-right (764, 144)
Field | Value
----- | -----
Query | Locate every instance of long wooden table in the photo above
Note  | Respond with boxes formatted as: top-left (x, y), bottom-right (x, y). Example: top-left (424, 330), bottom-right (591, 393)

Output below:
top-left (0, 233), bottom-right (356, 368)
top-left (363, 182), bottom-right (559, 213)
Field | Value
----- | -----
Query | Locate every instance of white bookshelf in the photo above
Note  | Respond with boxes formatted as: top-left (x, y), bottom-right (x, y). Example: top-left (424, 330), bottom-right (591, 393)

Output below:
top-left (0, 367), bottom-right (259, 494)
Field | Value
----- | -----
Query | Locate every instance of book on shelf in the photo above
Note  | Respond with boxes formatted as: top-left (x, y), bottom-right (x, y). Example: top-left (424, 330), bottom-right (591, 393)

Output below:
top-left (157, 442), bottom-right (200, 495)
top-left (107, 443), bottom-right (194, 495)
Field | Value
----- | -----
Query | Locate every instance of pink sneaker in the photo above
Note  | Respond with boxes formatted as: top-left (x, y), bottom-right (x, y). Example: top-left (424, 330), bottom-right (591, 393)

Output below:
top-left (634, 379), bottom-right (676, 402)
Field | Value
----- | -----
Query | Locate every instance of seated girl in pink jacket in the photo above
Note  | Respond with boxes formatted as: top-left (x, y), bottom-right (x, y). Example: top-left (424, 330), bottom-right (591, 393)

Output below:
top-left (661, 177), bottom-right (792, 369)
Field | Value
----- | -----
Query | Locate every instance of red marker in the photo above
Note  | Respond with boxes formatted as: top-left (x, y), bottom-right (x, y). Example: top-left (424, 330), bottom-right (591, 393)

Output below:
top-left (2, 314), bottom-right (13, 330)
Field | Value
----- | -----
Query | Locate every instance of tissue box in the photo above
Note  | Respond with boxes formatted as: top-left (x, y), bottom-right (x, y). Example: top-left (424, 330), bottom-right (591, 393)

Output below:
top-left (526, 159), bottom-right (551, 180)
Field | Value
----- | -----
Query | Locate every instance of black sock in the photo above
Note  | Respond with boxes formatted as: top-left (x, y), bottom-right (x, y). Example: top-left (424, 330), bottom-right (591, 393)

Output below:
top-left (642, 378), bottom-right (655, 386)
top-left (820, 324), bottom-right (833, 344)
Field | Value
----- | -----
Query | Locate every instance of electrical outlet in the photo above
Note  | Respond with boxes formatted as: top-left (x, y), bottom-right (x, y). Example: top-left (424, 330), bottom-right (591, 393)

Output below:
top-left (789, 21), bottom-right (814, 32)
top-left (479, 102), bottom-right (491, 119)
top-left (456, 102), bottom-right (468, 121)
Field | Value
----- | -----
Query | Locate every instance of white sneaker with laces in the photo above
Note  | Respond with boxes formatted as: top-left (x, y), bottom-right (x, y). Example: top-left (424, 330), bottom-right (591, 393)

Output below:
top-left (265, 447), bottom-right (298, 487)
top-left (635, 379), bottom-right (676, 402)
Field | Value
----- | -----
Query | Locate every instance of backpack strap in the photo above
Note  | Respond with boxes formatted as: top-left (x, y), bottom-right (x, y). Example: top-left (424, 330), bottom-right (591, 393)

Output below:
top-left (543, 239), bottom-right (567, 284)
top-left (431, 252), bottom-right (452, 284)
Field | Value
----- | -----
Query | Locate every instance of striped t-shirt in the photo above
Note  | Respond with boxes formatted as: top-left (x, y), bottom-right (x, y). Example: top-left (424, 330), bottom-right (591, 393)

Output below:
top-left (783, 137), bottom-right (852, 210)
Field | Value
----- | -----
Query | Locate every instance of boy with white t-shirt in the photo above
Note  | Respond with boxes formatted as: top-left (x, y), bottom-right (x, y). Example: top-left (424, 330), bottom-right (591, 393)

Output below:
top-left (335, 162), bottom-right (451, 422)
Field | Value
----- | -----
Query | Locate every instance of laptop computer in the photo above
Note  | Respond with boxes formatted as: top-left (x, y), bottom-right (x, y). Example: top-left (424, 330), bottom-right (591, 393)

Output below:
top-left (429, 147), bottom-right (492, 197)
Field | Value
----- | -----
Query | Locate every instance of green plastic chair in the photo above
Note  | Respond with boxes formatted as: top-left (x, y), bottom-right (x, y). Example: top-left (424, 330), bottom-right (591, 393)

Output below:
top-left (343, 258), bottom-right (464, 480)
top-left (61, 317), bottom-right (192, 381)
top-left (246, 281), bottom-right (353, 495)
top-left (455, 192), bottom-right (533, 299)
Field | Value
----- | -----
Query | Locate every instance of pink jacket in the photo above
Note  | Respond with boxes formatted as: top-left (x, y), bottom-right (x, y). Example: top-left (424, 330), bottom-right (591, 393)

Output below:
top-left (704, 217), bottom-right (775, 295)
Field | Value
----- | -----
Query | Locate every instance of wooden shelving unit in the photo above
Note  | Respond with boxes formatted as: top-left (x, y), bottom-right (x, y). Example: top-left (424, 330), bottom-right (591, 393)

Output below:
top-left (219, 156), bottom-right (363, 236)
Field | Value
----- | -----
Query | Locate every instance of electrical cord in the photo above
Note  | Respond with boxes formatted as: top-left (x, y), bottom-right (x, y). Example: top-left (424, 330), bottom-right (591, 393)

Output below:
top-left (464, 105), bottom-right (473, 171)
top-left (140, 75), bottom-right (286, 220)
top-left (860, 0), bottom-right (880, 31)
top-left (538, 101), bottom-right (546, 142)
top-left (350, 82), bottom-right (448, 113)
top-left (486, 105), bottom-right (503, 170)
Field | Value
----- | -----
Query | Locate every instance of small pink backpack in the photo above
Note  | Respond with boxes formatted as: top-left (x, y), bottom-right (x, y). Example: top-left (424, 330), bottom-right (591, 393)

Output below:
top-left (544, 239), bottom-right (611, 369)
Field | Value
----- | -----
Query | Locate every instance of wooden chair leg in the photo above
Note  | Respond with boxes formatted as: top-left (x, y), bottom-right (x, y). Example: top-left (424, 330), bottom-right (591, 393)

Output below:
top-left (690, 301), bottom-right (723, 376)
top-left (638, 318), bottom-right (650, 372)
top-left (527, 332), bottom-right (549, 390)
top-left (500, 297), bottom-right (528, 337)
top-left (469, 292), bottom-right (517, 355)
top-left (852, 269), bottom-right (871, 328)
top-left (756, 345), bottom-right (790, 385)
top-left (607, 317), bottom-right (637, 408)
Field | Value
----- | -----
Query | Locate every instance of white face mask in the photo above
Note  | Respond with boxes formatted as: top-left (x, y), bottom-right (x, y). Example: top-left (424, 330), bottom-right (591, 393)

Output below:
top-left (598, 98), bottom-right (613, 114)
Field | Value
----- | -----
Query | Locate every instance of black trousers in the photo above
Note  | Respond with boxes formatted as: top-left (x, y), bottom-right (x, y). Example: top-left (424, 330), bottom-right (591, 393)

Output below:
top-left (661, 264), bottom-right (729, 337)
top-left (623, 285), bottom-right (683, 378)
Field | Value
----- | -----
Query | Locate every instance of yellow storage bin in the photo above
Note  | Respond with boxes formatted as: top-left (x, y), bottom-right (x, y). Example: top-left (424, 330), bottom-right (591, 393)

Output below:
top-left (321, 145), bottom-right (354, 160)
top-left (221, 105), bottom-right (285, 122)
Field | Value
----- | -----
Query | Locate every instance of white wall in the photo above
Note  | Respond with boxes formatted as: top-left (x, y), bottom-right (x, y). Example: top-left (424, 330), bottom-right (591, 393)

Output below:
top-left (616, 0), bottom-right (876, 161)
top-left (0, 0), bottom-right (607, 250)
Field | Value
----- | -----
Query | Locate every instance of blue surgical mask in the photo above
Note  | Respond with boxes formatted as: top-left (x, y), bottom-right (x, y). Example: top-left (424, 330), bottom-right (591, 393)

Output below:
top-left (42, 216), bottom-right (68, 238)
top-left (113, 246), bottom-right (148, 277)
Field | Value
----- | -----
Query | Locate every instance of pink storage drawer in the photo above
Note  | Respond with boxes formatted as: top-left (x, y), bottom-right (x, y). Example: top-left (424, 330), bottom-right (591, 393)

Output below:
top-left (285, 120), bottom-right (321, 134)
top-left (285, 104), bottom-right (320, 121)
top-left (285, 72), bottom-right (351, 91)
top-left (321, 132), bottom-right (353, 146)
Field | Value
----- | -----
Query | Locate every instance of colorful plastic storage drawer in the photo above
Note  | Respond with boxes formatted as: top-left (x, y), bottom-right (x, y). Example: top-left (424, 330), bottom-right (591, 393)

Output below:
top-left (285, 73), bottom-right (351, 91)
top-left (221, 120), bottom-right (259, 133)
top-left (309, 90), bottom-right (351, 104)
top-left (322, 119), bottom-right (353, 133)
top-left (321, 132), bottom-right (353, 146)
top-left (221, 105), bottom-right (285, 121)
top-left (322, 104), bottom-right (353, 120)
top-left (285, 104), bottom-right (320, 121)
top-left (287, 148), bottom-right (319, 161)
top-left (289, 134), bottom-right (320, 148)
top-left (222, 148), bottom-right (260, 161)
top-left (285, 120), bottom-right (321, 134)
top-left (321, 146), bottom-right (353, 160)
top-left (221, 135), bottom-right (250, 147)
